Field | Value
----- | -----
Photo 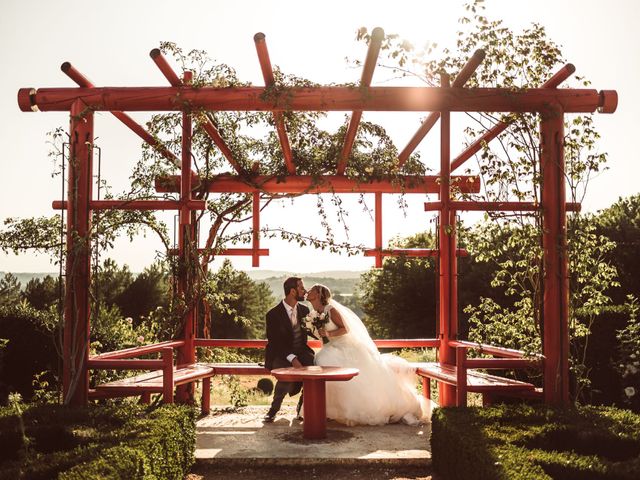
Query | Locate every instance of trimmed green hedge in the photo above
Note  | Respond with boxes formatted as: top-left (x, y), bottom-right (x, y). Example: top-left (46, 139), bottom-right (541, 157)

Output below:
top-left (431, 404), bottom-right (640, 480)
top-left (0, 403), bottom-right (196, 480)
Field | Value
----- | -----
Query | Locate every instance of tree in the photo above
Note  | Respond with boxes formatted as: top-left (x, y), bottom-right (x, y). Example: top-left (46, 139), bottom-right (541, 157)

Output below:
top-left (117, 261), bottom-right (170, 322)
top-left (357, 0), bottom-right (616, 401)
top-left (0, 273), bottom-right (21, 308)
top-left (594, 194), bottom-right (640, 303)
top-left (203, 259), bottom-right (273, 339)
top-left (23, 275), bottom-right (60, 311)
top-left (358, 232), bottom-right (437, 338)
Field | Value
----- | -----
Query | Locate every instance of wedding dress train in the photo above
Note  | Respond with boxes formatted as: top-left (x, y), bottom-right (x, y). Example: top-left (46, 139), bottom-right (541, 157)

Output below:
top-left (313, 301), bottom-right (432, 426)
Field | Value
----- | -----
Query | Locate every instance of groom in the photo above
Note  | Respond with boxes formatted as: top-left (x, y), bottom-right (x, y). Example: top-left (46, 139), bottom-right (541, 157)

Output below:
top-left (263, 277), bottom-right (315, 422)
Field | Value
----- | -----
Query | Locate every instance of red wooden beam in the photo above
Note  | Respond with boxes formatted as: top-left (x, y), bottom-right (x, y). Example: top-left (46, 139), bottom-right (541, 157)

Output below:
top-left (193, 338), bottom-right (440, 349)
top-left (254, 33), bottom-right (295, 174)
top-left (363, 248), bottom-right (468, 258)
top-left (53, 199), bottom-right (207, 211)
top-left (155, 174), bottom-right (481, 194)
top-left (61, 62), bottom-right (180, 167)
top-left (397, 49), bottom-right (486, 167)
top-left (90, 340), bottom-right (185, 360)
top-left (337, 27), bottom-right (385, 175)
top-left (449, 63), bottom-right (577, 174)
top-left (424, 201), bottom-right (581, 212)
top-left (18, 86), bottom-right (618, 114)
top-left (168, 248), bottom-right (270, 257)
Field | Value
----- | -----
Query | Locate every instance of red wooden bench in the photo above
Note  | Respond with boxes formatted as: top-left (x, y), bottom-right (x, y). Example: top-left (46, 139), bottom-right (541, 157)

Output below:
top-left (415, 342), bottom-right (543, 406)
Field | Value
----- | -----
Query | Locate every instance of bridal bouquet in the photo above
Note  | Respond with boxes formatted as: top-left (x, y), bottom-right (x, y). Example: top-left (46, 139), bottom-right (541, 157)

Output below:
top-left (302, 310), bottom-right (330, 344)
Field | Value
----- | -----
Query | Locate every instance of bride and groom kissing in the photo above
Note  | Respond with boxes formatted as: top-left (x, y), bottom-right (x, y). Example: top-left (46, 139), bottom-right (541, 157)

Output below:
top-left (263, 277), bottom-right (431, 425)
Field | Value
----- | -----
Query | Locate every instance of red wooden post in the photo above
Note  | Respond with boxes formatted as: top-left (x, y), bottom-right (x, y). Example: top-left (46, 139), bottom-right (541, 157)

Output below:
top-left (202, 377), bottom-right (211, 415)
top-left (455, 347), bottom-right (467, 407)
top-left (540, 104), bottom-right (570, 406)
top-left (438, 73), bottom-right (457, 407)
top-left (162, 347), bottom-right (174, 404)
top-left (374, 192), bottom-right (383, 268)
top-left (176, 71), bottom-right (197, 403)
top-left (302, 379), bottom-right (327, 439)
top-left (62, 99), bottom-right (93, 406)
top-left (252, 192), bottom-right (260, 267)
top-left (140, 392), bottom-right (151, 404)
top-left (422, 377), bottom-right (431, 400)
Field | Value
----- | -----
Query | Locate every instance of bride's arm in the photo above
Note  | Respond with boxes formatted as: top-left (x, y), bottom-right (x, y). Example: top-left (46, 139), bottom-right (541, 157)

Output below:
top-left (323, 308), bottom-right (347, 338)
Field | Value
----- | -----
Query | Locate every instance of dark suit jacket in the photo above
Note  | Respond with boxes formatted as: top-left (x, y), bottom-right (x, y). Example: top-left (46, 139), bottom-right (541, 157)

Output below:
top-left (264, 301), bottom-right (315, 370)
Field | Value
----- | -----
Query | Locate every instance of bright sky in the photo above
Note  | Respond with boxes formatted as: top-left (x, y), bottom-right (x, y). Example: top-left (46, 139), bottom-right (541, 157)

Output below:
top-left (1, 0), bottom-right (638, 274)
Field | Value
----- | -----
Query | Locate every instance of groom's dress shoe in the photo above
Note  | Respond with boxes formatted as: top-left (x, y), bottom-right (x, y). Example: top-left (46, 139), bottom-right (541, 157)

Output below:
top-left (263, 413), bottom-right (276, 423)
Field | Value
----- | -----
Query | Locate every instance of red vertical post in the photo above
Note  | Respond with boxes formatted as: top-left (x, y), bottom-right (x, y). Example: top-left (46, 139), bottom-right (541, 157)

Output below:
top-left (176, 71), bottom-right (196, 402)
top-left (437, 73), bottom-right (457, 406)
top-left (540, 104), bottom-right (570, 406)
top-left (162, 347), bottom-right (174, 404)
top-left (252, 192), bottom-right (260, 267)
top-left (62, 99), bottom-right (93, 406)
top-left (375, 192), bottom-right (383, 268)
top-left (455, 347), bottom-right (467, 407)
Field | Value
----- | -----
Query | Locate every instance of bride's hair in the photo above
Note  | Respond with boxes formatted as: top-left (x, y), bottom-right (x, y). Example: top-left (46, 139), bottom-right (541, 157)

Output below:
top-left (313, 284), bottom-right (331, 305)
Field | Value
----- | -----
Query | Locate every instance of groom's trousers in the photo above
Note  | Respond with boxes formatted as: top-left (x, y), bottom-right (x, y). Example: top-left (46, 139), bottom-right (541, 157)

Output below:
top-left (267, 353), bottom-right (314, 417)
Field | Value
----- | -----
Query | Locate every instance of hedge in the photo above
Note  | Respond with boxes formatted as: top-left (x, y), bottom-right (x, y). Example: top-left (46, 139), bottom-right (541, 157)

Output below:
top-left (0, 402), bottom-right (196, 479)
top-left (431, 403), bottom-right (640, 480)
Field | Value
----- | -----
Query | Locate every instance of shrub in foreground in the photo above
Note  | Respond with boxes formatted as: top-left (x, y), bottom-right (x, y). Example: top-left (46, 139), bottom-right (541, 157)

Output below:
top-left (0, 402), bottom-right (196, 479)
top-left (431, 403), bottom-right (640, 480)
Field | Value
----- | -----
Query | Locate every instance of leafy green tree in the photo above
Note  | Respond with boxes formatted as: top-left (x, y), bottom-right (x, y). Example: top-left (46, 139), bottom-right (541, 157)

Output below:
top-left (358, 232), bottom-right (437, 338)
top-left (117, 261), bottom-right (169, 321)
top-left (357, 0), bottom-right (616, 401)
top-left (594, 194), bottom-right (640, 303)
top-left (22, 275), bottom-right (60, 311)
top-left (93, 258), bottom-right (134, 309)
top-left (0, 273), bottom-right (21, 308)
top-left (202, 260), bottom-right (273, 339)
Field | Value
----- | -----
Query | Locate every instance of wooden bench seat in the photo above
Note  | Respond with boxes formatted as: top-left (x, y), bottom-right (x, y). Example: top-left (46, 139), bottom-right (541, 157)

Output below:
top-left (206, 362), bottom-right (269, 376)
top-left (416, 362), bottom-right (538, 406)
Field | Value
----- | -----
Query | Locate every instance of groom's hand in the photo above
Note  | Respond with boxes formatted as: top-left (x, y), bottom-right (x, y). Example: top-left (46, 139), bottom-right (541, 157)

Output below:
top-left (291, 358), bottom-right (303, 368)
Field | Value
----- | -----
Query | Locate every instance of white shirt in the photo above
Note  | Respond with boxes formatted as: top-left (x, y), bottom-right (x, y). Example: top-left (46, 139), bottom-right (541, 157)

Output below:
top-left (282, 300), bottom-right (298, 363)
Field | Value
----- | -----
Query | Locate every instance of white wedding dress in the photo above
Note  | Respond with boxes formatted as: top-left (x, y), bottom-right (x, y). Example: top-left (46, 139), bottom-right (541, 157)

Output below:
top-left (313, 301), bottom-right (432, 426)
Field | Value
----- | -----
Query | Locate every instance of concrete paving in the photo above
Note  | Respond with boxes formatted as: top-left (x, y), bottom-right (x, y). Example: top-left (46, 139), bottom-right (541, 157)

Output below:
top-left (196, 405), bottom-right (432, 467)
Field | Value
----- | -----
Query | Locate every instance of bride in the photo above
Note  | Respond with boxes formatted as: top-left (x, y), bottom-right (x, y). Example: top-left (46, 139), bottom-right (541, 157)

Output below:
top-left (305, 284), bottom-right (432, 426)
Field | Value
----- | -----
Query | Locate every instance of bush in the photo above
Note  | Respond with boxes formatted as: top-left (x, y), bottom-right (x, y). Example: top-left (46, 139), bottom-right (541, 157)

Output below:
top-left (0, 402), bottom-right (196, 480)
top-left (431, 403), bottom-right (640, 480)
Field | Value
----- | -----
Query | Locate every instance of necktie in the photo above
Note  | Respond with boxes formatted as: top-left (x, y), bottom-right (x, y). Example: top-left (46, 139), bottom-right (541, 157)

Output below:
top-left (291, 306), bottom-right (297, 326)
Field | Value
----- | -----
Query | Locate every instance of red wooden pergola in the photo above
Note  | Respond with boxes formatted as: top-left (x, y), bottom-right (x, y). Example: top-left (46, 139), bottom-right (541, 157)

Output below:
top-left (18, 29), bottom-right (617, 408)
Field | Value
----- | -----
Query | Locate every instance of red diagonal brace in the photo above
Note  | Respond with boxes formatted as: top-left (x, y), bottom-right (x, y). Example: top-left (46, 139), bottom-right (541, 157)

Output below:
top-left (254, 32), bottom-right (295, 174)
top-left (449, 63), bottom-right (576, 174)
top-left (149, 49), bottom-right (242, 174)
top-left (397, 49), bottom-right (485, 167)
top-left (336, 27), bottom-right (384, 175)
top-left (61, 62), bottom-right (180, 167)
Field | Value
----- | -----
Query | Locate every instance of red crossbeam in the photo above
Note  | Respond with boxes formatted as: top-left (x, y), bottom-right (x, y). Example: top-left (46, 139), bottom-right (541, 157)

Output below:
top-left (167, 248), bottom-right (269, 257)
top-left (52, 199), bottom-right (206, 211)
top-left (363, 248), bottom-right (469, 258)
top-left (336, 27), bottom-right (385, 175)
top-left (424, 201), bottom-right (581, 212)
top-left (155, 174), bottom-right (480, 194)
top-left (193, 338), bottom-right (440, 349)
top-left (18, 86), bottom-right (618, 114)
